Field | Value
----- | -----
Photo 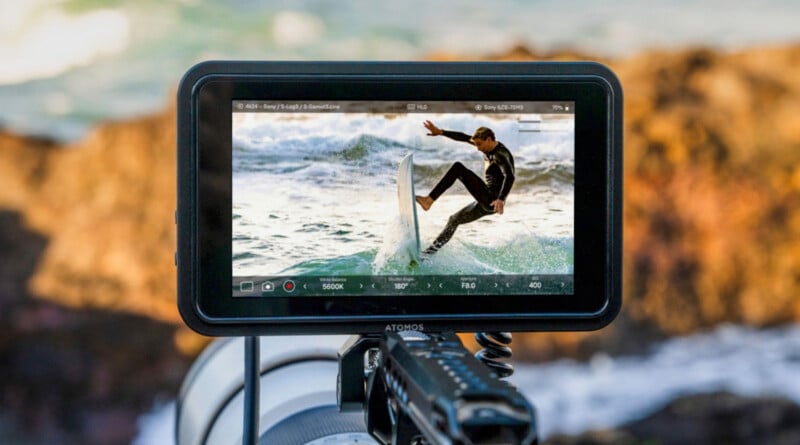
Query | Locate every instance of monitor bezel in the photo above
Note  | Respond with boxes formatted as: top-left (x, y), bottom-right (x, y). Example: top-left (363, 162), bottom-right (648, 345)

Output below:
top-left (177, 61), bottom-right (622, 336)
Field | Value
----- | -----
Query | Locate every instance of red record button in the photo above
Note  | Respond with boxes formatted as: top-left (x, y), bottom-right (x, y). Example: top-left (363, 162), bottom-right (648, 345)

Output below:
top-left (283, 280), bottom-right (296, 293)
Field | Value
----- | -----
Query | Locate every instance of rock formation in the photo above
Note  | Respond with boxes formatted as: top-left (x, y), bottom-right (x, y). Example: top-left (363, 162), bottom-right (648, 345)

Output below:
top-left (1, 43), bottom-right (799, 442)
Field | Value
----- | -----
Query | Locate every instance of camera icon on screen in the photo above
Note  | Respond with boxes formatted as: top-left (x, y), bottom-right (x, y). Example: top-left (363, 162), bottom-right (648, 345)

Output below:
top-left (261, 281), bottom-right (275, 292)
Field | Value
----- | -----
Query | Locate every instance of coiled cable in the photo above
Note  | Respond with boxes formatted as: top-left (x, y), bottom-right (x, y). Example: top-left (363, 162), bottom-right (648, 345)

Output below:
top-left (474, 331), bottom-right (514, 378)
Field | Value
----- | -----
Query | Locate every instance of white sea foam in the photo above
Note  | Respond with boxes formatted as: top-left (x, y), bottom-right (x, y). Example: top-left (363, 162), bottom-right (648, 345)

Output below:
top-left (512, 324), bottom-right (800, 438)
top-left (134, 324), bottom-right (800, 444)
top-left (0, 7), bottom-right (130, 85)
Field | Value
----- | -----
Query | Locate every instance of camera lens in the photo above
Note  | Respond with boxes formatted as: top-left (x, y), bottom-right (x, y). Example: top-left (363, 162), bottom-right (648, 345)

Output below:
top-left (176, 336), bottom-right (376, 445)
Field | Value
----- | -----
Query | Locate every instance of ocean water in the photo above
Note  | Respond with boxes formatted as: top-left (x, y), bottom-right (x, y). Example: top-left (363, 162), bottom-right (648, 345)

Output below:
top-left (134, 324), bottom-right (800, 443)
top-left (232, 112), bottom-right (574, 277)
top-left (2, 0), bottom-right (800, 140)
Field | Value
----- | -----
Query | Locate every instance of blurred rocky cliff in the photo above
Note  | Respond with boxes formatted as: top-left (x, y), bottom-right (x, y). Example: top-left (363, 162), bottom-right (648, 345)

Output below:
top-left (1, 43), bottom-right (800, 442)
top-left (0, 111), bottom-right (189, 444)
top-left (479, 44), bottom-right (800, 358)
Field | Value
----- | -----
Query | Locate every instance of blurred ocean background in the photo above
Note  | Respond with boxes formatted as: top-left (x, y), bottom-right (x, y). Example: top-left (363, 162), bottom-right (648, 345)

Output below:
top-left (2, 0), bottom-right (800, 140)
top-left (2, 1), bottom-right (800, 444)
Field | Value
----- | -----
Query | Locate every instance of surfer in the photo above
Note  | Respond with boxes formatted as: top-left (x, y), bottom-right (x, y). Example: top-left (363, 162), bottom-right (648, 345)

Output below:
top-left (415, 120), bottom-right (515, 255)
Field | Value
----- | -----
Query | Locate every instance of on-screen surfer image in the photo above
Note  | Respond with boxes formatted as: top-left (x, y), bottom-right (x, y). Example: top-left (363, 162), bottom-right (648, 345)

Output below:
top-left (415, 120), bottom-right (515, 256)
top-left (231, 107), bottom-right (574, 280)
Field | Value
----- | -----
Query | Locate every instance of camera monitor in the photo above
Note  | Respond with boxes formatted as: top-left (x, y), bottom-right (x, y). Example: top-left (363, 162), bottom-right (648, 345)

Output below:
top-left (177, 61), bottom-right (622, 336)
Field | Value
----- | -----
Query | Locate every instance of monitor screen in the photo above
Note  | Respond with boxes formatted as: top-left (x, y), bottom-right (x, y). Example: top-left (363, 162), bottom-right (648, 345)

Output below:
top-left (231, 100), bottom-right (575, 298)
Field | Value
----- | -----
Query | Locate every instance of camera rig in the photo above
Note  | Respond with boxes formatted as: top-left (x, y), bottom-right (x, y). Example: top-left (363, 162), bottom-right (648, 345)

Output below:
top-left (337, 331), bottom-right (537, 445)
top-left (176, 60), bottom-right (623, 445)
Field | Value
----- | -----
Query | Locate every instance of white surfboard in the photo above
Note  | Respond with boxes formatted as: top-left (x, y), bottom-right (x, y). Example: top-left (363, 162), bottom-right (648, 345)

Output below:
top-left (397, 153), bottom-right (421, 265)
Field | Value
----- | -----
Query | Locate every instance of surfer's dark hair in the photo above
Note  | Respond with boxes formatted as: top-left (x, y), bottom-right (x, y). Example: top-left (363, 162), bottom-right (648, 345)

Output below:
top-left (471, 127), bottom-right (495, 141)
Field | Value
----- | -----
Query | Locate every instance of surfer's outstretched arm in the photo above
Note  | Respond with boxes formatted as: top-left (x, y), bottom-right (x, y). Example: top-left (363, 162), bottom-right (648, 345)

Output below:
top-left (423, 120), bottom-right (443, 136)
top-left (423, 120), bottom-right (474, 146)
top-left (440, 130), bottom-right (474, 145)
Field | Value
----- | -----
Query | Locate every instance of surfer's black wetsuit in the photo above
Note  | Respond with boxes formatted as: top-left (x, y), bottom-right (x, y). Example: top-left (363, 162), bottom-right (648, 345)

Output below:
top-left (424, 130), bottom-right (515, 255)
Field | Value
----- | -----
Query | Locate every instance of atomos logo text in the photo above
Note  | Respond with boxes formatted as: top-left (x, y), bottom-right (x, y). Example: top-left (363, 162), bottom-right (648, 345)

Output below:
top-left (385, 323), bottom-right (424, 332)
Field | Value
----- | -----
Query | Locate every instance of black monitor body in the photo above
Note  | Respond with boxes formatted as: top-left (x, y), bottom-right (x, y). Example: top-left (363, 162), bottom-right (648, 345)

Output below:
top-left (177, 61), bottom-right (622, 336)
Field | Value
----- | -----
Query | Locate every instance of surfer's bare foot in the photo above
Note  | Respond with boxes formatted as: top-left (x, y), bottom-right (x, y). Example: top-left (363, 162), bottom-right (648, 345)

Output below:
top-left (415, 195), bottom-right (433, 211)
